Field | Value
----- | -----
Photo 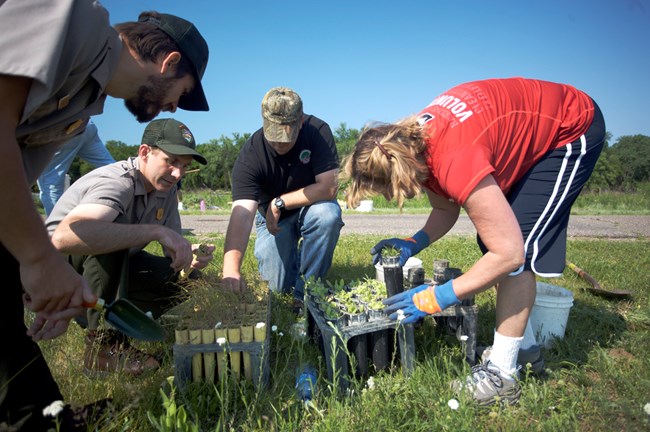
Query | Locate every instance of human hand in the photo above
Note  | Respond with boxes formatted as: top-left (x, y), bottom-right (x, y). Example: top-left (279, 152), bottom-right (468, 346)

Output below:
top-left (383, 283), bottom-right (431, 324)
top-left (159, 228), bottom-right (193, 273)
top-left (22, 252), bottom-right (96, 341)
top-left (383, 280), bottom-right (459, 324)
top-left (27, 296), bottom-right (90, 338)
top-left (20, 251), bottom-right (88, 314)
top-left (221, 275), bottom-right (247, 294)
top-left (370, 230), bottom-right (429, 266)
top-left (179, 243), bottom-right (216, 279)
top-left (191, 243), bottom-right (215, 269)
top-left (27, 313), bottom-right (71, 341)
top-left (265, 204), bottom-right (281, 236)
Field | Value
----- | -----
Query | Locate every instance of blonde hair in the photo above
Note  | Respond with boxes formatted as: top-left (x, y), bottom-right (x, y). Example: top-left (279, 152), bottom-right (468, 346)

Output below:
top-left (340, 116), bottom-right (430, 209)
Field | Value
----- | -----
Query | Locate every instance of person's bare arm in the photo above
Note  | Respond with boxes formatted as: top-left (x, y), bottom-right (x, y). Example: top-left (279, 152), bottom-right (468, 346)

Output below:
top-left (50, 202), bottom-right (193, 273)
top-left (418, 188), bottom-right (461, 243)
top-left (0, 74), bottom-right (93, 339)
top-left (451, 174), bottom-right (525, 299)
top-left (280, 168), bottom-right (338, 208)
top-left (222, 199), bottom-right (257, 290)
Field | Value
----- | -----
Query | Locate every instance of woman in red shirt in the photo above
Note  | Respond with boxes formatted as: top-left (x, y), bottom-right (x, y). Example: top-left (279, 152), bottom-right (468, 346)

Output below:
top-left (342, 77), bottom-right (605, 406)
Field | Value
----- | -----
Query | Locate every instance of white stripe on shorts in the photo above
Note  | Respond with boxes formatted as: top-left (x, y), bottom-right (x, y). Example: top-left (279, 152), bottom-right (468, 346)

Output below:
top-left (509, 134), bottom-right (587, 277)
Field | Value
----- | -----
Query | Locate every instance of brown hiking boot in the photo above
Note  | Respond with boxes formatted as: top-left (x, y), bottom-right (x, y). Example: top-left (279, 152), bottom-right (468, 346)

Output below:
top-left (84, 330), bottom-right (159, 376)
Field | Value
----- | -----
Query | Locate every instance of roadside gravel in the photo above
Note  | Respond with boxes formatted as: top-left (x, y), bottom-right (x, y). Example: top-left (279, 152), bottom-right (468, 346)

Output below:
top-left (181, 214), bottom-right (649, 239)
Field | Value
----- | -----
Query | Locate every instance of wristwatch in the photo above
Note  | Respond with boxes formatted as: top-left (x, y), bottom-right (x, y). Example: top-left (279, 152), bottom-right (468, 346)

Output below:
top-left (274, 197), bottom-right (285, 211)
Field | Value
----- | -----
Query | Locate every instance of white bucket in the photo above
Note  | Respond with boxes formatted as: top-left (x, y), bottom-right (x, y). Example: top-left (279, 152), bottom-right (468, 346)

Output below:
top-left (530, 282), bottom-right (574, 348)
top-left (375, 257), bottom-right (423, 282)
top-left (356, 200), bottom-right (374, 212)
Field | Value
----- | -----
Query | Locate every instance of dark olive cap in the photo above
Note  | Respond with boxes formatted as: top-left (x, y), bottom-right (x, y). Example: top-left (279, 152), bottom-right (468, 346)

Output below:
top-left (141, 118), bottom-right (207, 165)
top-left (139, 13), bottom-right (209, 111)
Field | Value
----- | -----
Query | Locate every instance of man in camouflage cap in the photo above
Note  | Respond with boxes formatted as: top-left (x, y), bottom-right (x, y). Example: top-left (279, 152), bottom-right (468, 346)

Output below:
top-left (222, 87), bottom-right (343, 312)
top-left (45, 118), bottom-right (215, 377)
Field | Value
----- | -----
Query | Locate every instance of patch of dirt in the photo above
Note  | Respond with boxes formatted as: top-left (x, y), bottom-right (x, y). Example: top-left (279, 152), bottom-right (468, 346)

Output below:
top-left (607, 347), bottom-right (635, 361)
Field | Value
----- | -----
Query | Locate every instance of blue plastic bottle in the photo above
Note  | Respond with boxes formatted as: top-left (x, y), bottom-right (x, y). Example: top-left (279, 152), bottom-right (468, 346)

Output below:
top-left (295, 366), bottom-right (318, 402)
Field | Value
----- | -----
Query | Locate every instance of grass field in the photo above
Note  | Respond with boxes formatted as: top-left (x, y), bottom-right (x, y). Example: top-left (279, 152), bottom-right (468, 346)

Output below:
top-left (38, 232), bottom-right (650, 431)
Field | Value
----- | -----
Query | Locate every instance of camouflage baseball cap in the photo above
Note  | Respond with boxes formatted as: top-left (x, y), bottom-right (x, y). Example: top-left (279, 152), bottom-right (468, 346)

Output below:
top-left (261, 87), bottom-right (303, 143)
top-left (141, 118), bottom-right (207, 165)
top-left (138, 13), bottom-right (209, 111)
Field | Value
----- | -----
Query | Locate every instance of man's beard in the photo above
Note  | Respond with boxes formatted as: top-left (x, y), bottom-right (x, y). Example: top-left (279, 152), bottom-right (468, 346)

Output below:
top-left (124, 75), bottom-right (174, 123)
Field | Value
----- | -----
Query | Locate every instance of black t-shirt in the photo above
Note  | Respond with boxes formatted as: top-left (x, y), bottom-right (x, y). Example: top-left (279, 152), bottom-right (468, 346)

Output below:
top-left (231, 115), bottom-right (338, 220)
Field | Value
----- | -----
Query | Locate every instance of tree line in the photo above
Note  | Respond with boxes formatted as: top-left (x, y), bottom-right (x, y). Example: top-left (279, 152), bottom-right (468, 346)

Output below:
top-left (67, 124), bottom-right (649, 193)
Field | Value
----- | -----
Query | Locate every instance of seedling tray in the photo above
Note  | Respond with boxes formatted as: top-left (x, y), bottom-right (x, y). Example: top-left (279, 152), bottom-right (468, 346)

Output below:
top-left (173, 296), bottom-right (271, 390)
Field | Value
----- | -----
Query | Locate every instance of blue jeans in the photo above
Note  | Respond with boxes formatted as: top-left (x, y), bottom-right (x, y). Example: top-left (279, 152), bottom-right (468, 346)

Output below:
top-left (254, 200), bottom-right (344, 300)
top-left (37, 120), bottom-right (114, 215)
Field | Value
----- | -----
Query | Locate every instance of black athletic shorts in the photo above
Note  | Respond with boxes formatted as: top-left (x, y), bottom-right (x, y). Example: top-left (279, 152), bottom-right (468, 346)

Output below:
top-left (478, 100), bottom-right (605, 276)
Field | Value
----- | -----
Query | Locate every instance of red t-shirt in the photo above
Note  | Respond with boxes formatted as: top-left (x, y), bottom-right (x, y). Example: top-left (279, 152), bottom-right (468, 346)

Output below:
top-left (419, 78), bottom-right (595, 205)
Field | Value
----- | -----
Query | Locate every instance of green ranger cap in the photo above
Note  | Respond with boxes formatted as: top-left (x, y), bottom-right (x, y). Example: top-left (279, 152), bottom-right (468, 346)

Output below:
top-left (141, 118), bottom-right (207, 165)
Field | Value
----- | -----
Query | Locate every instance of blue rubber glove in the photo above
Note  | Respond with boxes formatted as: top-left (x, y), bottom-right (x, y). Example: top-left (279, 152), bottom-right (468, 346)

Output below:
top-left (382, 283), bottom-right (430, 324)
top-left (383, 280), bottom-right (459, 324)
top-left (370, 230), bottom-right (429, 266)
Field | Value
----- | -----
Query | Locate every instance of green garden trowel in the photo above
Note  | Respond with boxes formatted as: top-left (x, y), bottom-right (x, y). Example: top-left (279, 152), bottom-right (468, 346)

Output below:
top-left (84, 297), bottom-right (166, 341)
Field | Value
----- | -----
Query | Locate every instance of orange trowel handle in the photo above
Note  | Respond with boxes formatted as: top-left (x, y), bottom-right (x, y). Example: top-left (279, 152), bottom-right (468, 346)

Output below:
top-left (82, 297), bottom-right (106, 311)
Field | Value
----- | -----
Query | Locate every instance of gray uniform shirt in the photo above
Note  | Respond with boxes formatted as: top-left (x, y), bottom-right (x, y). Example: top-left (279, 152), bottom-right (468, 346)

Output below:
top-left (45, 158), bottom-right (182, 254)
top-left (0, 0), bottom-right (121, 183)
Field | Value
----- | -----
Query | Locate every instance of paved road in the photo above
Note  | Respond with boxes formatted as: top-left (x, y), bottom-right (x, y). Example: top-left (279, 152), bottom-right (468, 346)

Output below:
top-left (181, 213), bottom-right (649, 239)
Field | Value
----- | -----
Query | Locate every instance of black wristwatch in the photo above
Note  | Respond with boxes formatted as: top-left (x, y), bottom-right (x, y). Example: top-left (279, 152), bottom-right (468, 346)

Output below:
top-left (274, 197), bottom-right (285, 211)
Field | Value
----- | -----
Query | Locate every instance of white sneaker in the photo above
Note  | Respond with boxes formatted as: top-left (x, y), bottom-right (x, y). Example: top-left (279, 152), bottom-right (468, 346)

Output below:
top-left (451, 360), bottom-right (521, 406)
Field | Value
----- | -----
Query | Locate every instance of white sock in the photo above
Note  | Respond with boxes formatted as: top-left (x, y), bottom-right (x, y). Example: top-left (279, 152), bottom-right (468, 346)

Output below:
top-left (520, 319), bottom-right (537, 350)
top-left (488, 331), bottom-right (522, 378)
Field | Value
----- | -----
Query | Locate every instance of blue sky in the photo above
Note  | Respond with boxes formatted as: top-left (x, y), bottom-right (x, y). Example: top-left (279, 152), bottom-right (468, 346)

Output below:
top-left (95, 0), bottom-right (649, 146)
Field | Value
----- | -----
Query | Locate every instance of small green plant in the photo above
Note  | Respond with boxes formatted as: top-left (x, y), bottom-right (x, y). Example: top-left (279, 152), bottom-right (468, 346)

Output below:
top-left (367, 298), bottom-right (384, 311)
top-left (327, 278), bottom-right (347, 294)
top-left (147, 377), bottom-right (199, 432)
top-left (322, 302), bottom-right (340, 320)
top-left (344, 301), bottom-right (363, 315)
top-left (335, 290), bottom-right (354, 302)
top-left (381, 245), bottom-right (401, 258)
top-left (305, 276), bottom-right (329, 300)
top-left (351, 277), bottom-right (386, 304)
